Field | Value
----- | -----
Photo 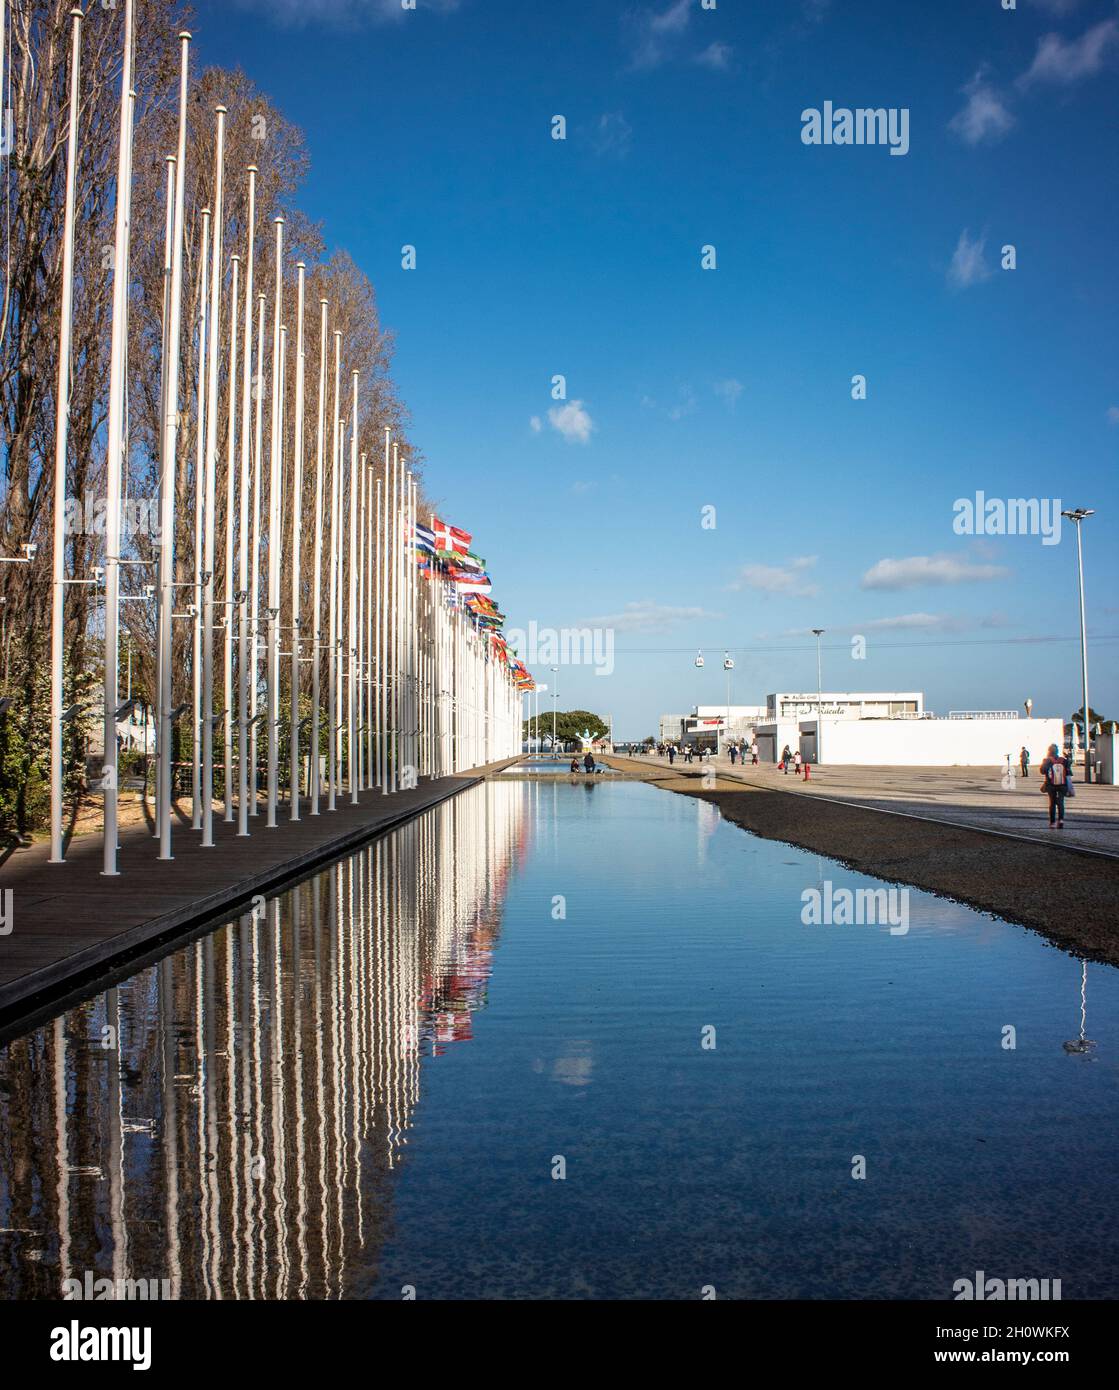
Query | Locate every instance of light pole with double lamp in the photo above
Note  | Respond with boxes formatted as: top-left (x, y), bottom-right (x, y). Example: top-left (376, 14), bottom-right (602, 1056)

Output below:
top-left (1060, 508), bottom-right (1094, 783)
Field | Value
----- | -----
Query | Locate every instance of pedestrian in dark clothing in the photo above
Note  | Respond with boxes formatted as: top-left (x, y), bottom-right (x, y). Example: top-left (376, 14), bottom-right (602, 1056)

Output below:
top-left (1020, 746), bottom-right (1030, 778)
top-left (583, 751), bottom-right (595, 774)
top-left (1039, 743), bottom-right (1071, 827)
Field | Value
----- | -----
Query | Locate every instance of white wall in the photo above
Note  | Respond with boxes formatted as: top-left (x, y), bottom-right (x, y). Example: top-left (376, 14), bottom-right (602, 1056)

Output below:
top-left (804, 717), bottom-right (1064, 767)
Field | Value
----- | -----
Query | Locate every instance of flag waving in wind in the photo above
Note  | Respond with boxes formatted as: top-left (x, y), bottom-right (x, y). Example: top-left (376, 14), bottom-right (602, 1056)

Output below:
top-left (433, 517), bottom-right (472, 555)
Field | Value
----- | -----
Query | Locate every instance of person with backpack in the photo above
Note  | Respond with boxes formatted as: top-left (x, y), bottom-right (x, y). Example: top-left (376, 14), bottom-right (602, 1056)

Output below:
top-left (1039, 743), bottom-right (1072, 828)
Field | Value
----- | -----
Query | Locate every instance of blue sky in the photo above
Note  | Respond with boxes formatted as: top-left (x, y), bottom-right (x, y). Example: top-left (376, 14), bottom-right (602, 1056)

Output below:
top-left (197, 0), bottom-right (1117, 737)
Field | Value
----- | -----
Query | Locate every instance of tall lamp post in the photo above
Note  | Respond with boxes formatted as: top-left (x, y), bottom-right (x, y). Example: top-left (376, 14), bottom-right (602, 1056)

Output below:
top-left (811, 628), bottom-right (825, 765)
top-left (1061, 509), bottom-right (1094, 783)
top-left (723, 651), bottom-right (734, 757)
top-left (550, 665), bottom-right (558, 756)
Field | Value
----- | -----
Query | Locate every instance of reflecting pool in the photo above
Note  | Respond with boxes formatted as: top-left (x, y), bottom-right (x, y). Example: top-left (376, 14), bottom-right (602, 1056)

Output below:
top-left (1, 778), bottom-right (1117, 1299)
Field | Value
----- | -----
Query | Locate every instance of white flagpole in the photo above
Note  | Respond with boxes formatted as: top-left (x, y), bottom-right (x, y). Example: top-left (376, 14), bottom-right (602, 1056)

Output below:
top-left (327, 331), bottom-right (341, 811)
top-left (357, 450), bottom-right (367, 791)
top-left (348, 372), bottom-right (359, 804)
top-left (290, 263), bottom-right (306, 819)
top-left (223, 251), bottom-right (240, 823)
top-left (249, 291), bottom-right (265, 814)
top-left (237, 165), bottom-right (257, 838)
top-left (191, 207), bottom-right (210, 831)
top-left (310, 297), bottom-right (328, 815)
top-left (201, 105), bottom-right (227, 849)
top-left (389, 440), bottom-right (400, 793)
top-left (375, 474), bottom-right (384, 793)
top-left (157, 29), bottom-right (191, 860)
top-left (101, 0), bottom-right (136, 876)
top-left (49, 7), bottom-right (84, 865)
top-left (265, 216), bottom-right (284, 828)
top-left (364, 455), bottom-right (372, 783)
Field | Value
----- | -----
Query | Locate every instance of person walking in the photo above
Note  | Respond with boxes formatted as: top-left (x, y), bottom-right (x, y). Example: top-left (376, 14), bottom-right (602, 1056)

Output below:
top-left (781, 744), bottom-right (792, 774)
top-left (1039, 742), bottom-right (1071, 828)
top-left (1020, 746), bottom-right (1030, 778)
top-left (751, 740), bottom-right (759, 766)
top-left (729, 743), bottom-right (738, 766)
top-left (668, 744), bottom-right (676, 766)
top-left (793, 748), bottom-right (803, 776)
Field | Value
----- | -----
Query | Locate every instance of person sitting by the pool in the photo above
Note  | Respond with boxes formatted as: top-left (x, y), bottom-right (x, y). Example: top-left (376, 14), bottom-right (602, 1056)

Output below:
top-left (569, 757), bottom-right (580, 774)
top-left (583, 751), bottom-right (595, 774)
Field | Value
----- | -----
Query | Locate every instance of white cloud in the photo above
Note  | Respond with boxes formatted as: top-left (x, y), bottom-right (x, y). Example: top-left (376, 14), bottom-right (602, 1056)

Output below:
top-left (529, 416), bottom-right (542, 433)
top-left (947, 229), bottom-right (993, 290)
top-left (582, 601), bottom-right (721, 633)
top-left (948, 70), bottom-right (1015, 145)
top-left (591, 112), bottom-right (633, 158)
top-left (1107, 406), bottom-right (1119, 426)
top-left (625, 0), bottom-right (692, 70)
top-left (667, 385), bottom-right (697, 421)
top-left (695, 41), bottom-right (733, 71)
top-left (1019, 17), bottom-right (1119, 87)
top-left (730, 556), bottom-right (819, 598)
top-left (547, 400), bottom-right (595, 445)
top-left (860, 554), bottom-right (1011, 591)
top-left (234, 0), bottom-right (460, 27)
top-left (713, 378), bottom-right (744, 408)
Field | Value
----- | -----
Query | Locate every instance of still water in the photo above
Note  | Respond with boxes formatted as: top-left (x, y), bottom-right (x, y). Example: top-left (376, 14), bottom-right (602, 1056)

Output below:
top-left (2, 778), bottom-right (1117, 1300)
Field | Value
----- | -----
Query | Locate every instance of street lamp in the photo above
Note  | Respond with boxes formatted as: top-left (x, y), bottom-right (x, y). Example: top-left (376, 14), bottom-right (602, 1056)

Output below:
top-left (1060, 508), bottom-right (1094, 783)
top-left (550, 665), bottom-right (558, 757)
top-left (811, 628), bottom-right (825, 765)
top-left (723, 651), bottom-right (734, 756)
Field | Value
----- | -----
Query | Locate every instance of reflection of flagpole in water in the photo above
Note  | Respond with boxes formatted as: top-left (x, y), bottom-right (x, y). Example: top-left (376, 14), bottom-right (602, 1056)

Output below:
top-left (53, 1015), bottom-right (70, 1287)
top-left (1063, 959), bottom-right (1096, 1055)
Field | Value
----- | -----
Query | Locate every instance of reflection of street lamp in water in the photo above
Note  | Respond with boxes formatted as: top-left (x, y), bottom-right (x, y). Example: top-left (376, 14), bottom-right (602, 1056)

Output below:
top-left (1063, 959), bottom-right (1096, 1056)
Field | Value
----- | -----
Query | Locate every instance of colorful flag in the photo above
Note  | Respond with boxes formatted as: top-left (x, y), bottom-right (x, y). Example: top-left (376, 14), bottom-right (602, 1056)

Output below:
top-left (433, 517), bottom-right (472, 554)
top-left (412, 522), bottom-right (436, 553)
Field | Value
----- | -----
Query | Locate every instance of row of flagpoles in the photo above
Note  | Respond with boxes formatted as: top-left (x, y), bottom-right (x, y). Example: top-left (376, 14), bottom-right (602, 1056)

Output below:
top-left (46, 5), bottom-right (525, 875)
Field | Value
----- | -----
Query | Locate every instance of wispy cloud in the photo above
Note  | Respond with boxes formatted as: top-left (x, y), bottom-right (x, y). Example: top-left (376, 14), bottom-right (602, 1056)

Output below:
top-left (1026, 1), bottom-right (1084, 14)
top-left (783, 612), bottom-right (1010, 637)
top-left (1019, 17), bottom-right (1119, 87)
top-left (582, 600), bottom-right (721, 632)
top-left (1107, 406), bottom-right (1119, 426)
top-left (624, 0), bottom-right (693, 71)
top-left (547, 400), bottom-right (595, 445)
top-left (730, 556), bottom-right (819, 598)
top-left (695, 41), bottom-right (733, 71)
top-left (947, 229), bottom-right (993, 290)
top-left (948, 69), bottom-right (1015, 145)
top-left (861, 554), bottom-right (1011, 591)
top-left (713, 378), bottom-right (744, 409)
top-left (233, 0), bottom-right (461, 28)
top-left (590, 112), bottom-right (633, 158)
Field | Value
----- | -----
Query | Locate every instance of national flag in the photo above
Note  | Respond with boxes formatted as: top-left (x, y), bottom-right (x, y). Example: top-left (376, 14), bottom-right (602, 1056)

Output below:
top-left (433, 517), bottom-right (471, 554)
top-left (412, 522), bottom-right (436, 553)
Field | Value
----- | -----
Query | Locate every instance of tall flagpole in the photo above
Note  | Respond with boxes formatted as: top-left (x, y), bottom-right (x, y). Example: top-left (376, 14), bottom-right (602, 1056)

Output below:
top-left (357, 451), bottom-right (367, 792)
top-left (265, 216), bottom-right (284, 828)
top-left (289, 263), bottom-right (306, 819)
top-left (101, 0), bottom-right (136, 876)
top-left (327, 330), bottom-right (341, 811)
top-left (157, 30), bottom-right (191, 861)
top-left (201, 105), bottom-right (227, 849)
top-left (375, 474), bottom-right (385, 793)
top-left (348, 372), bottom-right (359, 804)
top-left (236, 165), bottom-right (257, 837)
top-left (191, 207), bottom-right (210, 831)
top-left (223, 251), bottom-right (240, 822)
top-left (49, 8), bottom-right (84, 865)
top-left (249, 291), bottom-right (265, 813)
top-left (310, 298), bottom-right (328, 815)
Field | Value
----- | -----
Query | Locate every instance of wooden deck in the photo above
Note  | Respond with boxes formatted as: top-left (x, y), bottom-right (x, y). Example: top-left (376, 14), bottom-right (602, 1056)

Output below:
top-left (0, 760), bottom-right (517, 1029)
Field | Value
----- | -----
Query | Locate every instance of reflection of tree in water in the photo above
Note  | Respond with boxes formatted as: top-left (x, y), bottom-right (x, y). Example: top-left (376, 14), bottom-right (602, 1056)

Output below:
top-left (0, 783), bottom-right (528, 1300)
